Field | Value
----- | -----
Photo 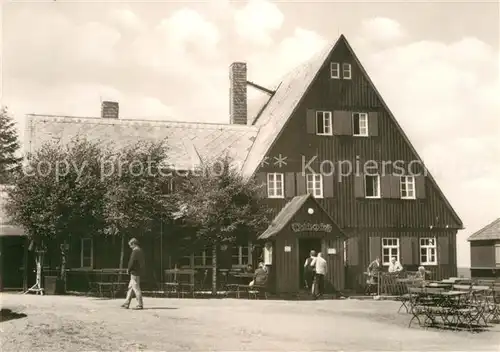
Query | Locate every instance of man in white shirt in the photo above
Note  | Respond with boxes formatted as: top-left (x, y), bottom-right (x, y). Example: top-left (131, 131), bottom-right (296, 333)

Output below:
top-left (311, 252), bottom-right (327, 298)
top-left (388, 257), bottom-right (403, 273)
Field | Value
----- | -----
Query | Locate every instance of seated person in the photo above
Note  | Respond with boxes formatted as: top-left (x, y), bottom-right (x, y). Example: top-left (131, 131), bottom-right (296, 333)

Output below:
top-left (252, 262), bottom-right (268, 287)
top-left (244, 264), bottom-right (253, 273)
top-left (415, 266), bottom-right (426, 279)
top-left (388, 257), bottom-right (403, 273)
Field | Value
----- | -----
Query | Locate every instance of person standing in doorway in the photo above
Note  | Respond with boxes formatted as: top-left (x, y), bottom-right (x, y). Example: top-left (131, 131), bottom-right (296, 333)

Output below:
top-left (121, 238), bottom-right (145, 310)
top-left (311, 252), bottom-right (327, 299)
top-left (303, 250), bottom-right (316, 290)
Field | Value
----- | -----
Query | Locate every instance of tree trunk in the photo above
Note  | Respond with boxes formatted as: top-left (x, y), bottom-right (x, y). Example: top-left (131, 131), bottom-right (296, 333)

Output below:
top-left (118, 233), bottom-right (125, 282)
top-left (211, 244), bottom-right (217, 296)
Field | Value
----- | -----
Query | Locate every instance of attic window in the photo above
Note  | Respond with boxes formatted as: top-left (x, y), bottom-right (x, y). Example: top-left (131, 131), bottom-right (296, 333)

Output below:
top-left (342, 63), bottom-right (352, 79)
top-left (330, 63), bottom-right (340, 79)
top-left (316, 111), bottom-right (332, 135)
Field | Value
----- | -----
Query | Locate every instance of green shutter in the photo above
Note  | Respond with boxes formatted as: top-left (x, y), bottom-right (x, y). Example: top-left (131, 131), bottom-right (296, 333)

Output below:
top-left (333, 110), bottom-right (353, 135)
top-left (323, 174), bottom-right (334, 198)
top-left (284, 172), bottom-right (296, 198)
top-left (369, 236), bottom-right (381, 262)
top-left (368, 112), bottom-right (378, 136)
top-left (438, 236), bottom-right (449, 265)
top-left (354, 174), bottom-right (365, 198)
top-left (415, 175), bottom-right (426, 198)
top-left (296, 172), bottom-right (306, 195)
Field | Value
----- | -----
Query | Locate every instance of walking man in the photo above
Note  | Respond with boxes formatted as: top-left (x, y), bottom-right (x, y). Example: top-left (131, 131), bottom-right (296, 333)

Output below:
top-left (311, 252), bottom-right (327, 299)
top-left (121, 238), bottom-right (145, 310)
top-left (303, 250), bottom-right (316, 290)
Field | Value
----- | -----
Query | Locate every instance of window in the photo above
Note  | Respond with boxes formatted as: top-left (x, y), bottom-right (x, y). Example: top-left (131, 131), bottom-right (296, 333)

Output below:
top-left (193, 248), bottom-right (213, 267)
top-left (316, 111), bottom-right (332, 135)
top-left (81, 238), bottom-right (93, 268)
top-left (400, 176), bottom-right (416, 199)
top-left (306, 173), bottom-right (323, 198)
top-left (420, 238), bottom-right (437, 265)
top-left (231, 242), bottom-right (252, 267)
top-left (365, 175), bottom-right (380, 198)
top-left (342, 63), bottom-right (352, 79)
top-left (330, 62), bottom-right (340, 79)
top-left (495, 245), bottom-right (500, 266)
top-left (267, 173), bottom-right (284, 198)
top-left (353, 112), bottom-right (368, 136)
top-left (382, 238), bottom-right (399, 265)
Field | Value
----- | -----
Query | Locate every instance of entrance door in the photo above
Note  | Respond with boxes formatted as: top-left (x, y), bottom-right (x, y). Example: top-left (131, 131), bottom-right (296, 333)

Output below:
top-left (298, 238), bottom-right (322, 290)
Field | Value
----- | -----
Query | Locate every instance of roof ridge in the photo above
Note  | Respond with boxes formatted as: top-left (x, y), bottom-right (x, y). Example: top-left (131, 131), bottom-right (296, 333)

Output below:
top-left (28, 114), bottom-right (258, 130)
top-left (467, 217), bottom-right (500, 240)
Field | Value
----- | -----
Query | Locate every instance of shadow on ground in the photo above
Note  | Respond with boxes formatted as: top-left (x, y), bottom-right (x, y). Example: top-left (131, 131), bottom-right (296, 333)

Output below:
top-left (0, 309), bottom-right (27, 323)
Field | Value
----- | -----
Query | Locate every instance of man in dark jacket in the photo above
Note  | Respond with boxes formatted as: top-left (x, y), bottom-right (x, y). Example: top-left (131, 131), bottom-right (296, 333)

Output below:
top-left (121, 238), bottom-right (145, 309)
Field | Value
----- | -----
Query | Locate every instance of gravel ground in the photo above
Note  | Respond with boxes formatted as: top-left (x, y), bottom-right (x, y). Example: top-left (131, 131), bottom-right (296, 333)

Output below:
top-left (1, 293), bottom-right (499, 351)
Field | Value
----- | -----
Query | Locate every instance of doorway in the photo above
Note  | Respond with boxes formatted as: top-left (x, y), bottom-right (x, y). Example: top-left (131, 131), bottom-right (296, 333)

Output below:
top-left (298, 238), bottom-right (322, 290)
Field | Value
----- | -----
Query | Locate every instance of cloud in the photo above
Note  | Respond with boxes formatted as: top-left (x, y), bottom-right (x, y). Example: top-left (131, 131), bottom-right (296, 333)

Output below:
top-left (361, 17), bottom-right (406, 42)
top-left (108, 8), bottom-right (144, 33)
top-left (234, 0), bottom-right (284, 46)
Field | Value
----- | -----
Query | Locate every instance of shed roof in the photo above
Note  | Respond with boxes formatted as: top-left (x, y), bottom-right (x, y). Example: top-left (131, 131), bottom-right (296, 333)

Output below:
top-left (467, 218), bottom-right (500, 241)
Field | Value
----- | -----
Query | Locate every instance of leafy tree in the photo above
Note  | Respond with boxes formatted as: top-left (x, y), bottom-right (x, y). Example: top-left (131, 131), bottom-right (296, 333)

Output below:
top-left (176, 155), bottom-right (272, 295)
top-left (6, 138), bottom-right (110, 286)
top-left (0, 106), bottom-right (22, 183)
top-left (102, 140), bottom-right (177, 282)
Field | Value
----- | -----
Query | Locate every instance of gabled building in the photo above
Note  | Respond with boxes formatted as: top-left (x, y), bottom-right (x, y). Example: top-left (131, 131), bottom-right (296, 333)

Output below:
top-left (468, 218), bottom-right (500, 279)
top-left (24, 35), bottom-right (463, 293)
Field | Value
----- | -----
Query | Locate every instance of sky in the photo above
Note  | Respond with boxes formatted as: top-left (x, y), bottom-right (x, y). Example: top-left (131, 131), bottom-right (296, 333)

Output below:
top-left (2, 0), bottom-right (500, 267)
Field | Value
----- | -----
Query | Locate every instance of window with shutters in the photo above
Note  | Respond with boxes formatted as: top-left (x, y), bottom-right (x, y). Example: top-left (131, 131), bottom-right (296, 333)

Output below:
top-left (400, 176), bottom-right (416, 199)
top-left (496, 245), bottom-right (500, 266)
top-left (382, 238), bottom-right (399, 265)
top-left (330, 62), bottom-right (340, 79)
top-left (420, 238), bottom-right (437, 265)
top-left (81, 238), bottom-right (93, 268)
top-left (365, 175), bottom-right (380, 198)
top-left (342, 63), bottom-right (352, 79)
top-left (267, 173), bottom-right (284, 198)
top-left (231, 242), bottom-right (252, 267)
top-left (352, 112), bottom-right (368, 136)
top-left (306, 173), bottom-right (323, 198)
top-left (316, 111), bottom-right (332, 135)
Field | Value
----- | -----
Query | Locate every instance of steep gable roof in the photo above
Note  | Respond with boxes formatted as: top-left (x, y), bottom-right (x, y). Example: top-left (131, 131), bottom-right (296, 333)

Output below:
top-left (241, 35), bottom-right (463, 229)
top-left (26, 115), bottom-right (258, 171)
top-left (241, 43), bottom-right (335, 176)
top-left (467, 218), bottom-right (500, 241)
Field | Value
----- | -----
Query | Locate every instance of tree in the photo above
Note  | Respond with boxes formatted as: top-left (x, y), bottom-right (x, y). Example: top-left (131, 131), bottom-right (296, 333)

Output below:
top-left (0, 106), bottom-right (22, 183)
top-left (176, 155), bottom-right (272, 295)
top-left (6, 138), bottom-right (110, 289)
top-left (102, 140), bottom-right (177, 282)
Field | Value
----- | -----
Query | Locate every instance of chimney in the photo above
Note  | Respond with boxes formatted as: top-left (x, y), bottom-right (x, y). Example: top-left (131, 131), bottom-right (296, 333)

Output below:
top-left (229, 62), bottom-right (247, 125)
top-left (101, 101), bottom-right (119, 119)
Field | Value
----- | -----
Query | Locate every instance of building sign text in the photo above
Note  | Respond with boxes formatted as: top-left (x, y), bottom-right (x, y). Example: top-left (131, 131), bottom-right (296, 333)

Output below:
top-left (291, 222), bottom-right (333, 233)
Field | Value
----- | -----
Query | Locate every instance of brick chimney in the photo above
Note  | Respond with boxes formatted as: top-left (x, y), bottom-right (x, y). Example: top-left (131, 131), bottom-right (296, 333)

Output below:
top-left (229, 62), bottom-right (247, 125)
top-left (101, 101), bottom-right (119, 119)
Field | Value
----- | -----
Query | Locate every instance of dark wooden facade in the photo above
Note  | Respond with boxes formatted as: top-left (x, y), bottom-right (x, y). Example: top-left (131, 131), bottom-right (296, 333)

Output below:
top-left (254, 37), bottom-right (461, 291)
top-left (469, 240), bottom-right (500, 279)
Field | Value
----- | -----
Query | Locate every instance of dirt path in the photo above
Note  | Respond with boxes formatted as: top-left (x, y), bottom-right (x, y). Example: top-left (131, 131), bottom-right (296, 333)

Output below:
top-left (1, 293), bottom-right (499, 351)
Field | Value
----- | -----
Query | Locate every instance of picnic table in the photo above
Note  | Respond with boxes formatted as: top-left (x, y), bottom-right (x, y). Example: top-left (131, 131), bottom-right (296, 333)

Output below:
top-left (74, 268), bottom-right (128, 298)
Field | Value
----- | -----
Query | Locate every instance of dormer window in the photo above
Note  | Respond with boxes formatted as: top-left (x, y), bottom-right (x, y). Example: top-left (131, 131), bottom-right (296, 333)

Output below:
top-left (330, 63), bottom-right (340, 79)
top-left (342, 63), bottom-right (352, 79)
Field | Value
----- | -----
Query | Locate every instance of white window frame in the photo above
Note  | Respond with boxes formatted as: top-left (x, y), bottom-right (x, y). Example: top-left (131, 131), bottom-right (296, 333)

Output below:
top-left (382, 238), bottom-right (400, 266)
top-left (400, 176), bottom-right (416, 199)
top-left (364, 174), bottom-right (380, 199)
top-left (342, 63), bottom-right (352, 79)
top-left (306, 173), bottom-right (323, 198)
top-left (80, 238), bottom-right (93, 269)
top-left (352, 112), bottom-right (369, 137)
top-left (267, 173), bottom-right (284, 198)
top-left (420, 237), bottom-right (437, 265)
top-left (193, 249), bottom-right (213, 268)
top-left (231, 242), bottom-right (253, 268)
top-left (330, 62), bottom-right (340, 79)
top-left (495, 244), bottom-right (500, 266)
top-left (316, 111), bottom-right (333, 136)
